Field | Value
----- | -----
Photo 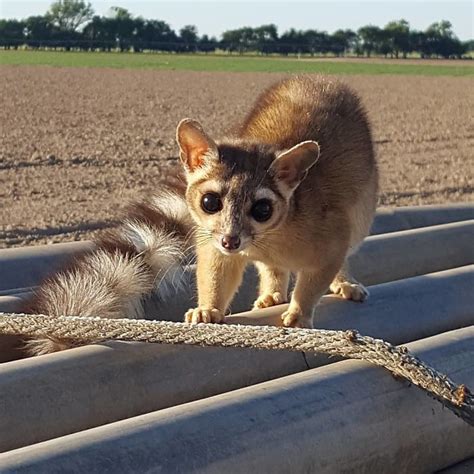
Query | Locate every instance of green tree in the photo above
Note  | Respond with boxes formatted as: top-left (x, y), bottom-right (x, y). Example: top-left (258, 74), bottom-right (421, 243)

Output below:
top-left (179, 25), bottom-right (198, 51)
top-left (429, 20), bottom-right (454, 38)
top-left (410, 30), bottom-right (428, 58)
top-left (24, 16), bottom-right (57, 47)
top-left (108, 7), bottom-right (136, 51)
top-left (108, 6), bottom-right (132, 20)
top-left (464, 39), bottom-right (474, 52)
top-left (254, 24), bottom-right (278, 54)
top-left (278, 29), bottom-right (307, 55)
top-left (374, 29), bottom-right (392, 57)
top-left (240, 27), bottom-right (258, 52)
top-left (198, 34), bottom-right (218, 53)
top-left (357, 25), bottom-right (382, 57)
top-left (304, 30), bottom-right (330, 56)
top-left (221, 28), bottom-right (241, 53)
top-left (0, 19), bottom-right (25, 48)
top-left (423, 21), bottom-right (466, 58)
top-left (83, 16), bottom-right (115, 50)
top-left (221, 27), bottom-right (255, 54)
top-left (47, 0), bottom-right (94, 31)
top-left (384, 19), bottom-right (411, 58)
top-left (134, 19), bottom-right (177, 52)
top-left (329, 29), bottom-right (357, 56)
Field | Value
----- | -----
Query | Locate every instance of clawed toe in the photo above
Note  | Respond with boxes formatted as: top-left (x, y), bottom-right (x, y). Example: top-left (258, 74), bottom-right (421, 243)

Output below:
top-left (281, 309), bottom-right (312, 328)
top-left (185, 308), bottom-right (224, 324)
top-left (331, 282), bottom-right (369, 302)
top-left (253, 292), bottom-right (286, 310)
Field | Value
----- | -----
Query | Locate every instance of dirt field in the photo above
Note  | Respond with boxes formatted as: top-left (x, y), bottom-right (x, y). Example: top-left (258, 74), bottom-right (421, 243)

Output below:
top-left (0, 66), bottom-right (473, 248)
top-left (305, 56), bottom-right (474, 66)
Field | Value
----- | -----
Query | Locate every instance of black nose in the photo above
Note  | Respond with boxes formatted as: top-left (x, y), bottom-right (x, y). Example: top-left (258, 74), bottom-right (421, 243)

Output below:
top-left (221, 235), bottom-right (241, 251)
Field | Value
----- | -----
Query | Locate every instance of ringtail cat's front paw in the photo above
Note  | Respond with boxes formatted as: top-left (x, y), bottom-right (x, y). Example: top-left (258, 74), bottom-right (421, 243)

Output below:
top-left (253, 292), bottom-right (286, 310)
top-left (330, 281), bottom-right (369, 302)
top-left (185, 308), bottom-right (225, 324)
top-left (281, 308), bottom-right (313, 328)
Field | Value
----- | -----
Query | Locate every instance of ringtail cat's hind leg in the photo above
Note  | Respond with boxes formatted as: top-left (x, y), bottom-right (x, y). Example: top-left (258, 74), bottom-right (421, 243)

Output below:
top-left (252, 262), bottom-right (289, 310)
top-left (282, 258), bottom-right (344, 328)
top-left (185, 245), bottom-right (247, 323)
top-left (333, 175), bottom-right (376, 303)
top-left (329, 260), bottom-right (369, 302)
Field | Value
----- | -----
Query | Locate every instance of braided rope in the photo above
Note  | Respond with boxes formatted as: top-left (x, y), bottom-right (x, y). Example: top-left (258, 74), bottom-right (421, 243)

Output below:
top-left (0, 312), bottom-right (472, 426)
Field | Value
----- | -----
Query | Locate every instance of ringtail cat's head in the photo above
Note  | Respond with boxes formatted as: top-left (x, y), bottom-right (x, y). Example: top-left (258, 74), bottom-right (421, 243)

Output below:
top-left (176, 119), bottom-right (319, 255)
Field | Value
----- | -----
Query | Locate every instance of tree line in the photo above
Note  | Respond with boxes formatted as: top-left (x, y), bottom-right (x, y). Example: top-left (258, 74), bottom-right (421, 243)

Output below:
top-left (0, 0), bottom-right (472, 58)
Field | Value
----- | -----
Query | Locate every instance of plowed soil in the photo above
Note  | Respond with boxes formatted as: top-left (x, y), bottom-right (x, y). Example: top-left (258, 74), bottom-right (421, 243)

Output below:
top-left (0, 66), bottom-right (473, 247)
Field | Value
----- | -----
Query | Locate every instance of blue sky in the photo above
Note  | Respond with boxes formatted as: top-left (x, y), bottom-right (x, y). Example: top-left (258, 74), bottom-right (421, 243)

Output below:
top-left (1, 1), bottom-right (473, 40)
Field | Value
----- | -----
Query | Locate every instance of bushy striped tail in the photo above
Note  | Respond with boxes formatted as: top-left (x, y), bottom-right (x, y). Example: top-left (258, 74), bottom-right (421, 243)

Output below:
top-left (22, 183), bottom-right (194, 356)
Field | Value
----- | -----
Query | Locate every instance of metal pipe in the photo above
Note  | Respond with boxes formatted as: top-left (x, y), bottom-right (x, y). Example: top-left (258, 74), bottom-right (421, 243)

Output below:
top-left (0, 204), bottom-right (472, 292)
top-left (1, 327), bottom-right (472, 473)
top-left (371, 203), bottom-right (474, 234)
top-left (0, 241), bottom-right (93, 292)
top-left (349, 219), bottom-right (474, 286)
top-left (0, 266), bottom-right (472, 452)
top-left (0, 219), bottom-right (472, 364)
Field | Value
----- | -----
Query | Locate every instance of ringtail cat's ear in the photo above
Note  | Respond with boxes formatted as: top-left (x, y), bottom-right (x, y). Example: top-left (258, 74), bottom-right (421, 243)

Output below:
top-left (270, 141), bottom-right (320, 192)
top-left (176, 119), bottom-right (218, 173)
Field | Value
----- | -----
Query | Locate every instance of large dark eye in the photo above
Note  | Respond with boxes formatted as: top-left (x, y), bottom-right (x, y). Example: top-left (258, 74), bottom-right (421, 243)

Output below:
top-left (201, 193), bottom-right (222, 214)
top-left (251, 199), bottom-right (273, 222)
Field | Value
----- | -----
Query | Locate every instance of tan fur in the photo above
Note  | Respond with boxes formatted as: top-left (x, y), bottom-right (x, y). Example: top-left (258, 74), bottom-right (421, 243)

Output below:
top-left (22, 184), bottom-right (193, 356)
top-left (253, 262), bottom-right (289, 310)
top-left (24, 250), bottom-right (154, 355)
top-left (185, 245), bottom-right (246, 323)
top-left (177, 75), bottom-right (378, 327)
top-left (23, 75), bottom-right (377, 359)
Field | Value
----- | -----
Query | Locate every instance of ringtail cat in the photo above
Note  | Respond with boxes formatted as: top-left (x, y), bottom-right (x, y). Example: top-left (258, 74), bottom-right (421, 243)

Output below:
top-left (21, 75), bottom-right (377, 355)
